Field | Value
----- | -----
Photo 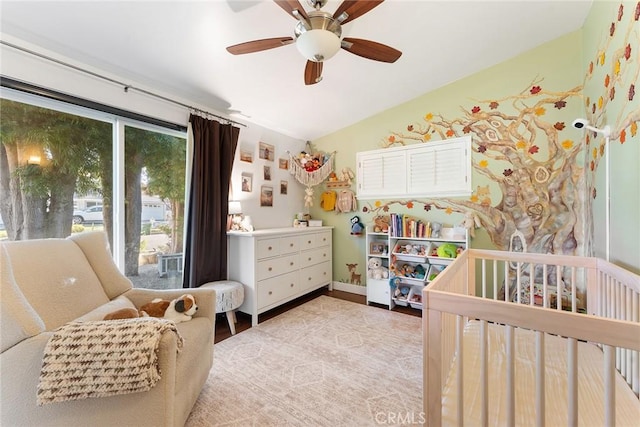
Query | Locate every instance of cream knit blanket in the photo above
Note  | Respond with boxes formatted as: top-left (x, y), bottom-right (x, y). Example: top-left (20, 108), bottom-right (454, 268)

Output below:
top-left (37, 317), bottom-right (183, 405)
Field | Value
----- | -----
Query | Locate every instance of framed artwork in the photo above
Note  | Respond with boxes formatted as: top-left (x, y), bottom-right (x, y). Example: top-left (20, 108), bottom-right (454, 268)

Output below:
top-left (241, 172), bottom-right (252, 192)
top-left (279, 158), bottom-right (289, 170)
top-left (369, 242), bottom-right (387, 255)
top-left (280, 180), bottom-right (288, 195)
top-left (259, 142), bottom-right (274, 161)
top-left (263, 165), bottom-right (272, 181)
top-left (260, 185), bottom-right (273, 207)
top-left (240, 149), bottom-right (253, 163)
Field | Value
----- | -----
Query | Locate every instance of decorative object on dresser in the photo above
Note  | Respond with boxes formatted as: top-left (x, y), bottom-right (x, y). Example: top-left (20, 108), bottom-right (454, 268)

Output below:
top-left (227, 227), bottom-right (333, 326)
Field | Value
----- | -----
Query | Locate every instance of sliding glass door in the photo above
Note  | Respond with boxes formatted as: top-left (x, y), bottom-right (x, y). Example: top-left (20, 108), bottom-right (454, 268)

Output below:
top-left (124, 125), bottom-right (186, 289)
top-left (0, 91), bottom-right (187, 289)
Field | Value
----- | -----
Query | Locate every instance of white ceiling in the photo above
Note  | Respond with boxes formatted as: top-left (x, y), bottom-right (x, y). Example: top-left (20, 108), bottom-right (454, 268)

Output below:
top-left (0, 0), bottom-right (592, 141)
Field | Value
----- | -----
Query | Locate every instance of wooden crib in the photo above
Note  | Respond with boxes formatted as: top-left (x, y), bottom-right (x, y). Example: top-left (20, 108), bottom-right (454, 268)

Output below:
top-left (423, 249), bottom-right (640, 426)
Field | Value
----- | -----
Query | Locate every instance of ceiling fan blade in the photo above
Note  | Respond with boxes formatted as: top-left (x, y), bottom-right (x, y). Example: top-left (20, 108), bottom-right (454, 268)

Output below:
top-left (274, 0), bottom-right (309, 20)
top-left (333, 0), bottom-right (384, 24)
top-left (341, 38), bottom-right (402, 63)
top-left (304, 61), bottom-right (323, 85)
top-left (226, 37), bottom-right (294, 55)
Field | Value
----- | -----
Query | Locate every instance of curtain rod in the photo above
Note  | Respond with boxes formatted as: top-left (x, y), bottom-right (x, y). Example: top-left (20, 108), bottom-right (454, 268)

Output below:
top-left (0, 39), bottom-right (246, 128)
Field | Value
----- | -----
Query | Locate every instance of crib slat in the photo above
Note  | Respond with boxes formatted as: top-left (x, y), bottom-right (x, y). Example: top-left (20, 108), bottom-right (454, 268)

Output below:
top-left (456, 315), bottom-right (464, 425)
top-left (506, 325), bottom-right (515, 426)
top-left (571, 266), bottom-right (577, 312)
top-left (481, 258), bottom-right (486, 298)
top-left (604, 345), bottom-right (616, 426)
top-left (542, 264), bottom-right (548, 308)
top-left (493, 259), bottom-right (498, 300)
top-left (480, 320), bottom-right (488, 427)
top-left (567, 337), bottom-right (578, 426)
top-left (634, 292), bottom-right (639, 396)
top-left (535, 331), bottom-right (545, 427)
top-left (557, 266), bottom-right (563, 311)
top-left (530, 263), bottom-right (535, 306)
top-left (504, 261), bottom-right (509, 302)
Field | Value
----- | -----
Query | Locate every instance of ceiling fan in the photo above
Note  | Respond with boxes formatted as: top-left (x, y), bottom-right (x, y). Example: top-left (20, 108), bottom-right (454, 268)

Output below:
top-left (226, 0), bottom-right (402, 85)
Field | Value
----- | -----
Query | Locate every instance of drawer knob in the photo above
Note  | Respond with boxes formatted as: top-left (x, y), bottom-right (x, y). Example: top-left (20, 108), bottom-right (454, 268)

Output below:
top-left (308, 257), bottom-right (312, 261)
top-left (323, 253), bottom-right (326, 257)
top-left (308, 277), bottom-right (312, 281)
top-left (268, 267), bottom-right (272, 271)
top-left (290, 283), bottom-right (294, 287)
top-left (268, 246), bottom-right (273, 251)
top-left (290, 243), bottom-right (294, 247)
top-left (308, 240), bottom-right (311, 244)
top-left (268, 291), bottom-right (273, 295)
top-left (290, 262), bottom-right (294, 266)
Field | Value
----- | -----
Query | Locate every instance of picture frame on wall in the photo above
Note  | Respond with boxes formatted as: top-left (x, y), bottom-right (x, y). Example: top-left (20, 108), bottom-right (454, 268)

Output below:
top-left (260, 185), bottom-right (273, 207)
top-left (280, 180), bottom-right (288, 195)
top-left (279, 158), bottom-right (289, 170)
top-left (240, 149), bottom-right (253, 163)
top-left (259, 142), bottom-right (274, 161)
top-left (241, 172), bottom-right (252, 192)
top-left (263, 165), bottom-right (271, 181)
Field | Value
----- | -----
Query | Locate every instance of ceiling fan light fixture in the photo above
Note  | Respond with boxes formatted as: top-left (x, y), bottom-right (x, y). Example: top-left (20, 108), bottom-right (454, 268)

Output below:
top-left (296, 29), bottom-right (341, 62)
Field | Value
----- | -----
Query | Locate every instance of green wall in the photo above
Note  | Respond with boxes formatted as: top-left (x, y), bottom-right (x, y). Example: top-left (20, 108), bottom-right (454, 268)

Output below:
top-left (582, 0), bottom-right (640, 273)
top-left (313, 1), bottom-right (640, 284)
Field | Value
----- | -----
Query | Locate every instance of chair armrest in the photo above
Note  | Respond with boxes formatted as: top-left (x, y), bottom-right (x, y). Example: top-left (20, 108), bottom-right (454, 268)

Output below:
top-left (125, 288), bottom-right (216, 324)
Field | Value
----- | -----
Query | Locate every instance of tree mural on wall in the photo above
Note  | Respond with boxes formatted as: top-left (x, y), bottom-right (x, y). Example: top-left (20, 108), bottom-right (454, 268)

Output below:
top-left (364, 2), bottom-right (639, 259)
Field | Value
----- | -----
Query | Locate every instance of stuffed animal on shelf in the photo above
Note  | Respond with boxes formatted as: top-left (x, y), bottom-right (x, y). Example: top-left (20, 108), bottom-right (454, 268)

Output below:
top-left (431, 222), bottom-right (442, 238)
top-left (373, 215), bottom-right (390, 233)
top-left (367, 257), bottom-right (389, 280)
top-left (350, 215), bottom-right (364, 235)
top-left (139, 294), bottom-right (198, 323)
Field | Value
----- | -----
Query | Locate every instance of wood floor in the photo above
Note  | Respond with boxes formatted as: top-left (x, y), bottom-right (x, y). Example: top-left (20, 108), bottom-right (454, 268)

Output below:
top-left (214, 287), bottom-right (421, 344)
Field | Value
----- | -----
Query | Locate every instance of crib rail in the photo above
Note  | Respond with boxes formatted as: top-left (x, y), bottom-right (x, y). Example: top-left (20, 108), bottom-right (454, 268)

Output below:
top-left (423, 249), bottom-right (640, 426)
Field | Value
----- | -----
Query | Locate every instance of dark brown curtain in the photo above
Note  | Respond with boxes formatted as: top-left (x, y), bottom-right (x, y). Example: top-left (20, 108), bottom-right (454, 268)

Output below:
top-left (183, 114), bottom-right (239, 288)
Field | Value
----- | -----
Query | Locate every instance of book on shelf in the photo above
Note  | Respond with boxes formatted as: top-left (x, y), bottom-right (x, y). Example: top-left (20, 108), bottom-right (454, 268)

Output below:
top-left (389, 213), bottom-right (432, 238)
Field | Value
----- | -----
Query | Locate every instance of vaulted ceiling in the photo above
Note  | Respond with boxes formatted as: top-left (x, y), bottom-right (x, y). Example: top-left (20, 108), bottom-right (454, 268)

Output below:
top-left (0, 0), bottom-right (592, 140)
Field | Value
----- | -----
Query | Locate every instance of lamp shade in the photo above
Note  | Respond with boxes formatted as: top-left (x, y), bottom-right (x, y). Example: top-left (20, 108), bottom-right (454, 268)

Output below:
top-left (296, 29), bottom-right (341, 62)
top-left (228, 201), bottom-right (242, 215)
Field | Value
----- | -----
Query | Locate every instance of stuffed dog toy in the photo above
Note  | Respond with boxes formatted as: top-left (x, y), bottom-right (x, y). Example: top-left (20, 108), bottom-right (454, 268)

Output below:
top-left (103, 307), bottom-right (147, 320)
top-left (139, 294), bottom-right (198, 323)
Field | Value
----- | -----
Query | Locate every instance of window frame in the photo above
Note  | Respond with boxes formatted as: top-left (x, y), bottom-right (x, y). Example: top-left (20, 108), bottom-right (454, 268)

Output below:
top-left (0, 86), bottom-right (189, 273)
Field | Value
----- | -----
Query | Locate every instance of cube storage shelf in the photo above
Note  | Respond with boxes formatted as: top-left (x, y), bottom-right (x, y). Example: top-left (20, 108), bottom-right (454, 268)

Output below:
top-left (365, 224), bottom-right (468, 312)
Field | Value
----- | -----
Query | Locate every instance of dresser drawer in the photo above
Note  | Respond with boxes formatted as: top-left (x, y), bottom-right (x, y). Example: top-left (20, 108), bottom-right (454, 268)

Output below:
top-left (257, 271), bottom-right (299, 309)
top-left (299, 246), bottom-right (331, 269)
top-left (257, 253), bottom-right (298, 280)
top-left (299, 231), bottom-right (332, 251)
top-left (256, 237), bottom-right (281, 259)
top-left (300, 260), bottom-right (332, 290)
top-left (256, 236), bottom-right (299, 259)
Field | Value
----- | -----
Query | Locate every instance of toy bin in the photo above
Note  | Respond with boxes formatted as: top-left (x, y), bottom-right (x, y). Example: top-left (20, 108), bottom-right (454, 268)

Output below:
top-left (392, 241), bottom-right (431, 263)
top-left (407, 286), bottom-right (423, 309)
top-left (391, 261), bottom-right (429, 284)
top-left (426, 264), bottom-right (445, 282)
top-left (428, 242), bottom-right (463, 260)
top-left (390, 279), bottom-right (411, 307)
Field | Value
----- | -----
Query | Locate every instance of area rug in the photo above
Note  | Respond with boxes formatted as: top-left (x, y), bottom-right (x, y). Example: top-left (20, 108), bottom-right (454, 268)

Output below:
top-left (185, 295), bottom-right (423, 426)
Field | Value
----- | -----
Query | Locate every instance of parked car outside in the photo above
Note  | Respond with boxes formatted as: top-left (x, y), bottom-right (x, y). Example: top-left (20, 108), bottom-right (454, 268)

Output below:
top-left (73, 205), bottom-right (104, 224)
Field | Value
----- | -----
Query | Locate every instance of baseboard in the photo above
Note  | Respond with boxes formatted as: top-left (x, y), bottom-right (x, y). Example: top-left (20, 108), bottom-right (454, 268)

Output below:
top-left (332, 281), bottom-right (367, 295)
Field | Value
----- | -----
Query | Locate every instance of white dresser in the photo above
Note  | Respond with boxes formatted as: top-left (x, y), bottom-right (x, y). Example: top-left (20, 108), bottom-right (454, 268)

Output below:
top-left (227, 227), bottom-right (333, 326)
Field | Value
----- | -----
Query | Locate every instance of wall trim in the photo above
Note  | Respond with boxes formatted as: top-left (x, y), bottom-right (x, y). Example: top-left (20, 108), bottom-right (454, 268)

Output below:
top-left (332, 281), bottom-right (367, 295)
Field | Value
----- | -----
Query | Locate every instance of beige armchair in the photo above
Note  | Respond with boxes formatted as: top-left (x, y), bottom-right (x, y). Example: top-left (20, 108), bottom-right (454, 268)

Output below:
top-left (0, 231), bottom-right (215, 427)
